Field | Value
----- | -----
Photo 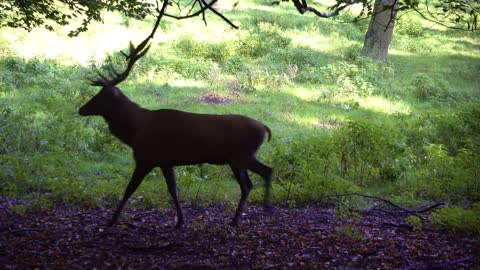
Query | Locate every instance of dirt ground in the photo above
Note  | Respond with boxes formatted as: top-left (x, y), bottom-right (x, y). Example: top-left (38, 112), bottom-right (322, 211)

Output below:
top-left (1, 199), bottom-right (479, 269)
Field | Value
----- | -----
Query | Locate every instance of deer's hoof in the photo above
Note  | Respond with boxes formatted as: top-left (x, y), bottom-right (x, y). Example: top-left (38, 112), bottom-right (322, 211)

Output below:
top-left (264, 204), bottom-right (274, 214)
top-left (174, 221), bottom-right (185, 229)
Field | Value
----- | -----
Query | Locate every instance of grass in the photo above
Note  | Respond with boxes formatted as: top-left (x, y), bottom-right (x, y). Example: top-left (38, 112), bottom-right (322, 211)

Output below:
top-left (0, 0), bottom-right (479, 224)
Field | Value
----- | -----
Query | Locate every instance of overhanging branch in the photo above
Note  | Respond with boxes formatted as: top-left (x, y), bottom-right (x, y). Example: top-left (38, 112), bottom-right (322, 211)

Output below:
top-left (200, 0), bottom-right (238, 28)
top-left (291, 0), bottom-right (363, 18)
top-left (164, 0), bottom-right (238, 28)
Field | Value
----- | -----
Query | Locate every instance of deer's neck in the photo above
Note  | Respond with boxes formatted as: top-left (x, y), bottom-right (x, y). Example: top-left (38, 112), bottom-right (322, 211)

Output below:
top-left (103, 98), bottom-right (143, 147)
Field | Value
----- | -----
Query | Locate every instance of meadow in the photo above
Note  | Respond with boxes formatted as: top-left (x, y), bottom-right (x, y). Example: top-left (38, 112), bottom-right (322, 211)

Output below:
top-left (1, 0), bottom-right (479, 233)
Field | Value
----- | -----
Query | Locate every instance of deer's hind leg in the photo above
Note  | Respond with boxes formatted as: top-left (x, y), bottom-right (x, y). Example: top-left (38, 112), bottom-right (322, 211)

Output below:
top-left (248, 157), bottom-right (273, 207)
top-left (229, 164), bottom-right (253, 226)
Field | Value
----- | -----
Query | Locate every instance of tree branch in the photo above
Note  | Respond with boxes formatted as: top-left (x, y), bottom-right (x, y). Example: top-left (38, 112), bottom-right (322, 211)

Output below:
top-left (385, 0), bottom-right (399, 30)
top-left (326, 192), bottom-right (440, 219)
top-left (164, 0), bottom-right (238, 28)
top-left (413, 202), bottom-right (446, 213)
top-left (198, 0), bottom-right (208, 27)
top-left (291, 0), bottom-right (362, 18)
top-left (149, 0), bottom-right (169, 40)
top-left (199, 0), bottom-right (238, 28)
top-left (164, 0), bottom-right (214, 20)
top-left (412, 5), bottom-right (467, 30)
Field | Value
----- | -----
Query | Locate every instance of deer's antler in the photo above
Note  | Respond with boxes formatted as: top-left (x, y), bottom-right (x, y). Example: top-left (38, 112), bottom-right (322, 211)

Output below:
top-left (90, 0), bottom-right (169, 87)
top-left (90, 42), bottom-right (151, 87)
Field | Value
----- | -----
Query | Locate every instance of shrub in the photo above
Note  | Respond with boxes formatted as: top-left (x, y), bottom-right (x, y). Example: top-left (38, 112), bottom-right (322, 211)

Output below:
top-left (334, 120), bottom-right (411, 185)
top-left (269, 135), bottom-right (358, 203)
top-left (11, 193), bottom-right (54, 214)
top-left (223, 54), bottom-right (247, 74)
top-left (0, 155), bottom-right (28, 196)
top-left (408, 73), bottom-right (453, 102)
top-left (430, 204), bottom-right (480, 235)
top-left (237, 22), bottom-right (291, 57)
top-left (396, 19), bottom-right (425, 37)
top-left (406, 105), bottom-right (480, 156)
top-left (173, 35), bottom-right (237, 64)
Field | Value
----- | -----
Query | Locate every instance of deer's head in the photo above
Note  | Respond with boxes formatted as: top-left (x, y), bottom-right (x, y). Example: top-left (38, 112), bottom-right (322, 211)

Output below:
top-left (79, 41), bottom-right (150, 117)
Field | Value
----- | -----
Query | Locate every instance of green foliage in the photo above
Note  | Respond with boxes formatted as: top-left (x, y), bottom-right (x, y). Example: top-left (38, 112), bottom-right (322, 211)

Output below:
top-left (433, 0), bottom-right (480, 31)
top-left (11, 193), bottom-right (54, 214)
top-left (269, 135), bottom-right (359, 203)
top-left (405, 215), bottom-right (422, 226)
top-left (430, 204), bottom-right (480, 234)
top-left (237, 22), bottom-right (291, 57)
top-left (408, 73), bottom-right (453, 102)
top-left (317, 58), bottom-right (394, 99)
top-left (333, 207), bottom-right (366, 242)
top-left (224, 55), bottom-right (247, 74)
top-left (174, 35), bottom-right (237, 64)
top-left (397, 104), bottom-right (480, 203)
top-left (335, 120), bottom-right (412, 185)
top-left (0, 0), bottom-right (153, 36)
top-left (396, 19), bottom-right (425, 37)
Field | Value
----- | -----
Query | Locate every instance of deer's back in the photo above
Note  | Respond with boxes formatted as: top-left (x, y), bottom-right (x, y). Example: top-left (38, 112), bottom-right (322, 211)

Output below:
top-left (132, 109), bottom-right (267, 166)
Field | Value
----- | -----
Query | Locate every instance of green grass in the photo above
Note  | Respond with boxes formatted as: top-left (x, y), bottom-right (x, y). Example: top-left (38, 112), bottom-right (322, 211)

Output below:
top-left (1, 0), bottom-right (479, 224)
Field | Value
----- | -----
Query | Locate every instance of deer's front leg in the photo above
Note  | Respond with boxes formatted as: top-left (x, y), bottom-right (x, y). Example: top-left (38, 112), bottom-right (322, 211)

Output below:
top-left (108, 165), bottom-right (152, 226)
top-left (161, 166), bottom-right (185, 228)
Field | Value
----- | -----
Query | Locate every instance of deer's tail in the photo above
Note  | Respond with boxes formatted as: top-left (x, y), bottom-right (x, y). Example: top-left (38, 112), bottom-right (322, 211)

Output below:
top-left (264, 125), bottom-right (272, 142)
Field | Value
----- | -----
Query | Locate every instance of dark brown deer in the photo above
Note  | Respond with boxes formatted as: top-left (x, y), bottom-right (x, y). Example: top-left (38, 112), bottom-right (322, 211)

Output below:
top-left (79, 41), bottom-right (272, 228)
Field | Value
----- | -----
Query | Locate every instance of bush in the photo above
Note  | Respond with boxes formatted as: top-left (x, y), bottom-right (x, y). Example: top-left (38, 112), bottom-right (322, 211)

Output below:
top-left (269, 135), bottom-right (358, 203)
top-left (174, 35), bottom-right (237, 64)
top-left (406, 105), bottom-right (480, 155)
top-left (408, 73), bottom-right (454, 102)
top-left (396, 19), bottom-right (425, 37)
top-left (334, 120), bottom-right (411, 185)
top-left (11, 193), bottom-right (54, 214)
top-left (237, 23), bottom-right (291, 57)
top-left (317, 59), bottom-right (391, 98)
top-left (223, 54), bottom-right (247, 74)
top-left (430, 204), bottom-right (480, 235)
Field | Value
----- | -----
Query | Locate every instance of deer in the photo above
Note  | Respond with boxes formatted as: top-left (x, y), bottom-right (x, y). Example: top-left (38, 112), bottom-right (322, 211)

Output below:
top-left (78, 40), bottom-right (273, 228)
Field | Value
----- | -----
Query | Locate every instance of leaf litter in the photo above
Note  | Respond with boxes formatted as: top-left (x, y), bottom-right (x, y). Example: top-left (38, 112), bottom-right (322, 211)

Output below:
top-left (0, 199), bottom-right (479, 269)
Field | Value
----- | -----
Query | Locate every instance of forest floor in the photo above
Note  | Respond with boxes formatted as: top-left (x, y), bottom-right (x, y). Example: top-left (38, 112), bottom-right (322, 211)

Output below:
top-left (0, 198), bottom-right (479, 269)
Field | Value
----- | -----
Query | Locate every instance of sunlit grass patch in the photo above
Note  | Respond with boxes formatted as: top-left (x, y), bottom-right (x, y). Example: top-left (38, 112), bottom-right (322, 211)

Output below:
top-left (359, 96), bottom-right (411, 115)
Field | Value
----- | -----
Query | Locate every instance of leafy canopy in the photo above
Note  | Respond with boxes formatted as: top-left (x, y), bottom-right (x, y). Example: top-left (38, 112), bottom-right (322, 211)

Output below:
top-left (0, 0), bottom-right (478, 36)
top-left (0, 0), bottom-right (153, 36)
top-left (287, 0), bottom-right (478, 31)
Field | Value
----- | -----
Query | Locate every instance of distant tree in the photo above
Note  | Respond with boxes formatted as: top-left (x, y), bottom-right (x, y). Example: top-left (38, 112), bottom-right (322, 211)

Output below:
top-left (362, 0), bottom-right (399, 59)
top-left (287, 0), bottom-right (479, 60)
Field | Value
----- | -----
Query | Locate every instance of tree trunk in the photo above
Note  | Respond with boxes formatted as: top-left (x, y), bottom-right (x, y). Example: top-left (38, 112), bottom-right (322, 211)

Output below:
top-left (362, 0), bottom-right (399, 61)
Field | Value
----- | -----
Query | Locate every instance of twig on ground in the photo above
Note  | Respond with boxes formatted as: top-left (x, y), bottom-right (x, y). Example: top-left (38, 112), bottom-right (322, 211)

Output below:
top-left (0, 228), bottom-right (43, 236)
top-left (123, 242), bottom-right (175, 252)
top-left (132, 210), bottom-right (156, 220)
top-left (39, 239), bottom-right (61, 255)
top-left (401, 256), bottom-right (477, 270)
top-left (327, 192), bottom-right (446, 219)
top-left (382, 222), bottom-right (414, 230)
